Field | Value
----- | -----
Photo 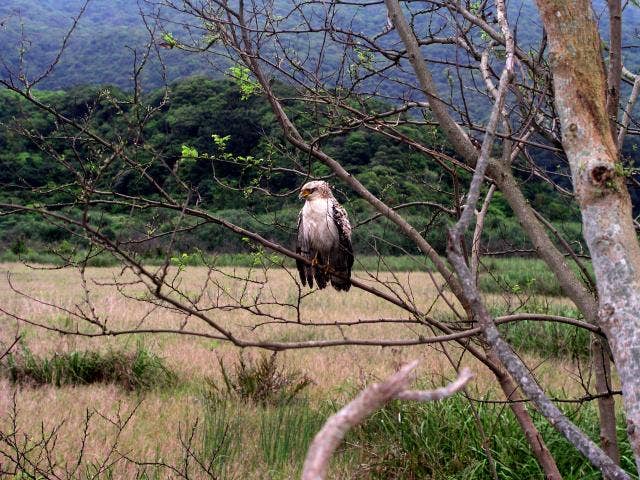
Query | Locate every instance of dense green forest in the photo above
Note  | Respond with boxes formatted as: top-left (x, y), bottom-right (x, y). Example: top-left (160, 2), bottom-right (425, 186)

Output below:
top-left (2, 0), bottom-right (638, 91)
top-left (0, 76), bottom-right (585, 263)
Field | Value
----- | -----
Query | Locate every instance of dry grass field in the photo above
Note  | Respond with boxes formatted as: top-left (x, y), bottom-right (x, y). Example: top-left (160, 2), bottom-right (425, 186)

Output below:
top-left (0, 262), bottom-right (620, 479)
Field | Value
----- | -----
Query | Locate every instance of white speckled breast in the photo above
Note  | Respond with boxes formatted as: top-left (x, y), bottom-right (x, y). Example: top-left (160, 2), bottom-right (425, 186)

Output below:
top-left (302, 198), bottom-right (339, 253)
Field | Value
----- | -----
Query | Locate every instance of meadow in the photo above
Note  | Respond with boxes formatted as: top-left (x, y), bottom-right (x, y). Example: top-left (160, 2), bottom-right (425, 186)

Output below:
top-left (0, 260), bottom-right (634, 479)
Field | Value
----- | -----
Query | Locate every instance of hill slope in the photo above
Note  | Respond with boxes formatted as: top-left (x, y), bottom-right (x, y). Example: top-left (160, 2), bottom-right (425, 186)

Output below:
top-left (1, 0), bottom-right (638, 91)
top-left (0, 0), bottom-right (209, 89)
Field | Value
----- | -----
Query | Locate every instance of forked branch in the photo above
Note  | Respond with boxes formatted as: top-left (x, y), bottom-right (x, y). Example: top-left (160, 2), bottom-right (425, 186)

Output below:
top-left (301, 362), bottom-right (473, 480)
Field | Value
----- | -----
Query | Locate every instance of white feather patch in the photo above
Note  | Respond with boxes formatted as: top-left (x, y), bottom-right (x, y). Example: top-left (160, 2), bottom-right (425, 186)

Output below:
top-left (302, 198), bottom-right (339, 253)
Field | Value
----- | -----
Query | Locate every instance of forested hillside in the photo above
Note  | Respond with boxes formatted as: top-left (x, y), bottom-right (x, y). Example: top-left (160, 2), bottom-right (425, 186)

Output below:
top-left (0, 0), bottom-right (209, 89)
top-left (2, 0), bottom-right (638, 91)
top-left (0, 0), bottom-right (636, 261)
top-left (0, 77), bottom-right (581, 261)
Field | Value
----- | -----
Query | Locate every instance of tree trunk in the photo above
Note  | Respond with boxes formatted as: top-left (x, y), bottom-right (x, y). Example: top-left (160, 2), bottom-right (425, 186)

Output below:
top-left (536, 0), bottom-right (640, 472)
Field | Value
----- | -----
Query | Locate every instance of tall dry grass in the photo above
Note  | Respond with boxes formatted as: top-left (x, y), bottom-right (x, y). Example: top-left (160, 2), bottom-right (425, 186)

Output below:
top-left (0, 263), bottom-right (614, 478)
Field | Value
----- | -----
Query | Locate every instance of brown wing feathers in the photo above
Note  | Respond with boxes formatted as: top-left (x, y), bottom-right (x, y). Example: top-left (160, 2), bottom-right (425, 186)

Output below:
top-left (329, 202), bottom-right (354, 291)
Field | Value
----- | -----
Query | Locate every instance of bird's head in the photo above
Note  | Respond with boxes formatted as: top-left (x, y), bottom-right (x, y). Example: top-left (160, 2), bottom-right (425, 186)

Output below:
top-left (299, 181), bottom-right (331, 201)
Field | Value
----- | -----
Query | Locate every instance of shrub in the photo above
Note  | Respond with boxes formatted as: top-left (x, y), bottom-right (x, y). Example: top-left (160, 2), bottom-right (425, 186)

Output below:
top-left (3, 342), bottom-right (176, 391)
top-left (210, 352), bottom-right (312, 406)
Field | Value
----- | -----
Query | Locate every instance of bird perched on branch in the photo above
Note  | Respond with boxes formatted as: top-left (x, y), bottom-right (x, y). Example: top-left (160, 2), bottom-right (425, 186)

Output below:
top-left (296, 181), bottom-right (354, 291)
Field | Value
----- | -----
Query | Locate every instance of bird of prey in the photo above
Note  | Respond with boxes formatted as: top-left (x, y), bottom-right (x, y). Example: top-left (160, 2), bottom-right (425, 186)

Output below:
top-left (296, 181), bottom-right (354, 291)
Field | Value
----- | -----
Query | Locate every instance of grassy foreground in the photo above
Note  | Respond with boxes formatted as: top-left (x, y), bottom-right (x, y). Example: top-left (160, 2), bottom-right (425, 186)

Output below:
top-left (0, 261), bottom-right (633, 479)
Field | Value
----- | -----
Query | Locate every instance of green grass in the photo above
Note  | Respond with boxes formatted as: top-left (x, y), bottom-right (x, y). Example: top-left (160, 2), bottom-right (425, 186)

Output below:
top-left (0, 248), bottom-right (122, 267)
top-left (163, 253), bottom-right (435, 272)
top-left (488, 298), bottom-right (592, 359)
top-left (195, 384), bottom-right (637, 479)
top-left (345, 394), bottom-right (637, 479)
top-left (479, 257), bottom-right (594, 297)
top-left (0, 248), bottom-right (436, 271)
top-left (198, 354), bottom-right (324, 477)
top-left (3, 249), bottom-right (598, 286)
top-left (259, 402), bottom-right (326, 474)
top-left (197, 396), bottom-right (326, 478)
top-left (498, 318), bottom-right (591, 359)
top-left (200, 399), bottom-right (243, 479)
top-left (3, 342), bottom-right (177, 391)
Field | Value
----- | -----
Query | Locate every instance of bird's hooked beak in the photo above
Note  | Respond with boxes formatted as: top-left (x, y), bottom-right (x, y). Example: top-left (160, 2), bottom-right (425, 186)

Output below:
top-left (299, 188), bottom-right (310, 200)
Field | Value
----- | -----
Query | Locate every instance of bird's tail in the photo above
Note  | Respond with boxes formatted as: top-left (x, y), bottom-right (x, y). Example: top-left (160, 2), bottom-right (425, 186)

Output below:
top-left (330, 270), bottom-right (351, 291)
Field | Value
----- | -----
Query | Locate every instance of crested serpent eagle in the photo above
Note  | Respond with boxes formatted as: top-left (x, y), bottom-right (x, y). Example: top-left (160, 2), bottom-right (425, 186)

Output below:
top-left (296, 181), bottom-right (354, 291)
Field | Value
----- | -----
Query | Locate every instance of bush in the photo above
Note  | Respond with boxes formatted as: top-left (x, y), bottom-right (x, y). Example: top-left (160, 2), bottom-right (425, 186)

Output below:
top-left (3, 342), bottom-right (176, 391)
top-left (210, 352), bottom-right (312, 406)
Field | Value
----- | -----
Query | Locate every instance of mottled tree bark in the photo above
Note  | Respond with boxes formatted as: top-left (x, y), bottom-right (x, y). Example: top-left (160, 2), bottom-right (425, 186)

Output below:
top-left (536, 0), bottom-right (640, 472)
top-left (619, 67), bottom-right (640, 149)
top-left (471, 184), bottom-right (495, 284)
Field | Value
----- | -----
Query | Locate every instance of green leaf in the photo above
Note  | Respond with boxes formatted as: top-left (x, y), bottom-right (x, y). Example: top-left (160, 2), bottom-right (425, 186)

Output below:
top-left (228, 65), bottom-right (261, 100)
top-left (162, 32), bottom-right (178, 48)
top-left (212, 134), bottom-right (231, 150)
top-left (181, 145), bottom-right (198, 159)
